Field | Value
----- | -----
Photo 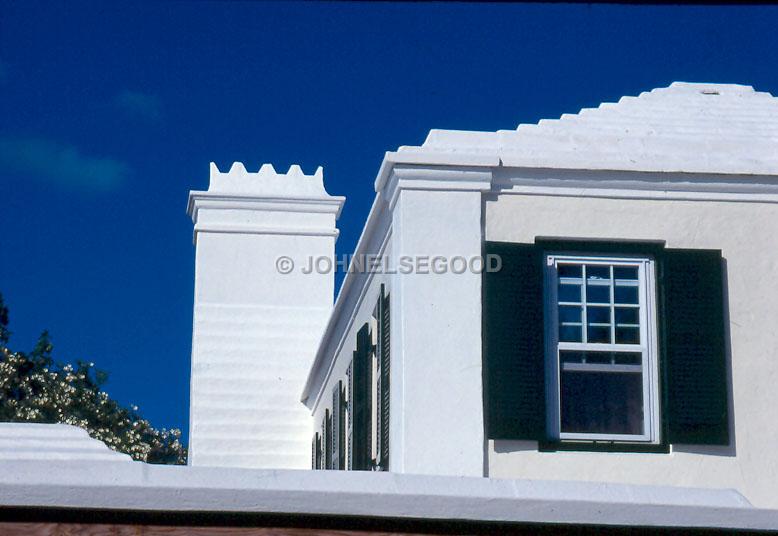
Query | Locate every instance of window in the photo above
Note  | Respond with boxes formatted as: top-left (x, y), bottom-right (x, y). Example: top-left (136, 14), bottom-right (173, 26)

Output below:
top-left (483, 241), bottom-right (729, 449)
top-left (544, 254), bottom-right (660, 443)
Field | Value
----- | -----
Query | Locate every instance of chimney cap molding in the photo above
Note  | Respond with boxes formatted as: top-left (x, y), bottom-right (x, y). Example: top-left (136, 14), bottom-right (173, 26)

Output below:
top-left (187, 161), bottom-right (345, 222)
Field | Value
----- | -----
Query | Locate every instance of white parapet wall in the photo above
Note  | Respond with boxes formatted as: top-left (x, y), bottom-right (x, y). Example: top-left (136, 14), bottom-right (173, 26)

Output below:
top-left (187, 162), bottom-right (344, 469)
top-left (3, 450), bottom-right (778, 531)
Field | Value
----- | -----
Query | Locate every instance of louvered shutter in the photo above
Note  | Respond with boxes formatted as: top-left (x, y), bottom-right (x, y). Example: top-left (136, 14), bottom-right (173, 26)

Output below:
top-left (320, 419), bottom-right (326, 469)
top-left (332, 384), bottom-right (340, 470)
top-left (378, 285), bottom-right (390, 470)
top-left (352, 322), bottom-right (372, 470)
top-left (662, 248), bottom-right (729, 445)
top-left (482, 242), bottom-right (546, 440)
top-left (314, 432), bottom-right (322, 469)
top-left (347, 361), bottom-right (353, 470)
top-left (324, 409), bottom-right (332, 469)
top-left (332, 380), bottom-right (345, 470)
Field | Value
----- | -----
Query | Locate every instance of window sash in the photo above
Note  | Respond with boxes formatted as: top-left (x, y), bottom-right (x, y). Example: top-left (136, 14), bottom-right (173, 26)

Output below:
top-left (544, 253), bottom-right (660, 444)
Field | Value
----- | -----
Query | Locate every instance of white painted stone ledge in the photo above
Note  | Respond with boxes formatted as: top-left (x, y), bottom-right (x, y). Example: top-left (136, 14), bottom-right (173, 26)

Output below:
top-left (1, 456), bottom-right (777, 530)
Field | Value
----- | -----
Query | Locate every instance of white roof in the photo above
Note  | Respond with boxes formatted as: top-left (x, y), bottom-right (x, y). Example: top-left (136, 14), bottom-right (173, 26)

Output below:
top-left (390, 82), bottom-right (778, 176)
top-left (0, 422), bottom-right (133, 462)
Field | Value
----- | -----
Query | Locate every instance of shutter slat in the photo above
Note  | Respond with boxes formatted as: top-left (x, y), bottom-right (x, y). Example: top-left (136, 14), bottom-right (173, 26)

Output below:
top-left (483, 242), bottom-right (546, 440)
top-left (663, 249), bottom-right (729, 445)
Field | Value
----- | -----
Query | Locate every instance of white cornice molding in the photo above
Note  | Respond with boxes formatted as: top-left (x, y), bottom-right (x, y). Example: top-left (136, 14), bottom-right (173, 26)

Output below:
top-left (492, 167), bottom-right (778, 203)
top-left (374, 151), bottom-right (498, 193)
top-left (383, 164), bottom-right (493, 210)
top-left (187, 191), bottom-right (345, 222)
top-left (374, 155), bottom-right (778, 205)
top-left (188, 192), bottom-right (345, 245)
top-left (192, 223), bottom-right (340, 239)
top-left (374, 156), bottom-right (778, 210)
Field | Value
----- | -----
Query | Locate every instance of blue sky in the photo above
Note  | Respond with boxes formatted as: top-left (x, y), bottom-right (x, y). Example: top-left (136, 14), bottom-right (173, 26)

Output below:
top-left (1, 1), bottom-right (777, 442)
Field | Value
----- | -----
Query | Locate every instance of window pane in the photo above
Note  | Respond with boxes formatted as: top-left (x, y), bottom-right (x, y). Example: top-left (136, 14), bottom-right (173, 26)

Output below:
top-left (614, 284), bottom-right (638, 304)
top-left (582, 351), bottom-right (611, 364)
top-left (559, 305), bottom-right (582, 324)
top-left (560, 370), bottom-right (644, 435)
top-left (558, 264), bottom-right (582, 278)
top-left (613, 352), bottom-right (642, 365)
top-left (587, 306), bottom-right (610, 324)
top-left (586, 284), bottom-right (610, 304)
top-left (615, 307), bottom-right (639, 326)
top-left (558, 283), bottom-right (581, 303)
top-left (615, 326), bottom-right (640, 344)
top-left (587, 325), bottom-right (610, 343)
top-left (560, 324), bottom-right (582, 342)
top-left (586, 265), bottom-right (610, 280)
top-left (613, 266), bottom-right (638, 280)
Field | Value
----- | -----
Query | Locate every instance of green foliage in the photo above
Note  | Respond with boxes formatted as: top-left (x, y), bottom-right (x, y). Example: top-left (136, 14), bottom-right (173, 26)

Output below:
top-left (0, 293), bottom-right (187, 464)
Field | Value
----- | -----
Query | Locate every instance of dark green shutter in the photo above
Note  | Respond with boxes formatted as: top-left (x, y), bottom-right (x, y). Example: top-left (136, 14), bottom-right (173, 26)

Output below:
top-left (324, 409), bottom-right (332, 469)
top-left (483, 242), bottom-right (546, 440)
top-left (312, 433), bottom-right (317, 469)
top-left (663, 248), bottom-right (729, 445)
top-left (320, 418), bottom-right (326, 469)
top-left (347, 362), bottom-right (353, 470)
top-left (316, 432), bottom-right (322, 469)
top-left (352, 322), bottom-right (372, 470)
top-left (332, 383), bottom-right (341, 470)
top-left (334, 380), bottom-right (345, 470)
top-left (378, 286), bottom-right (390, 470)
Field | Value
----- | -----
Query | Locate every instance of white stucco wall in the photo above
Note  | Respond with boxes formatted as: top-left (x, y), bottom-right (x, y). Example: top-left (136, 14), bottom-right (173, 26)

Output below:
top-left (485, 187), bottom-right (778, 508)
top-left (388, 186), bottom-right (485, 477)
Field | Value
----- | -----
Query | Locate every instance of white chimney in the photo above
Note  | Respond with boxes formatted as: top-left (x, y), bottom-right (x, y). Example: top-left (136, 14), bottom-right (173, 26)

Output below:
top-left (187, 162), bottom-right (344, 469)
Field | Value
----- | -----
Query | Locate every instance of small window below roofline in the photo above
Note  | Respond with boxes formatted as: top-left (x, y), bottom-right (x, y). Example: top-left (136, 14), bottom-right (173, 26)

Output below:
top-left (543, 252), bottom-right (661, 445)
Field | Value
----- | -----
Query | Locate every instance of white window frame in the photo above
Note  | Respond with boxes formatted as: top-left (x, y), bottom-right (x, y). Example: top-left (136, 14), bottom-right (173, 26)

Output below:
top-left (544, 253), bottom-right (661, 444)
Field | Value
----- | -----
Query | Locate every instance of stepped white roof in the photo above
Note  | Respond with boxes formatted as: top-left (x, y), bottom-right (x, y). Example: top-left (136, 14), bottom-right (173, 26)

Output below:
top-left (0, 422), bottom-right (133, 462)
top-left (389, 82), bottom-right (778, 177)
